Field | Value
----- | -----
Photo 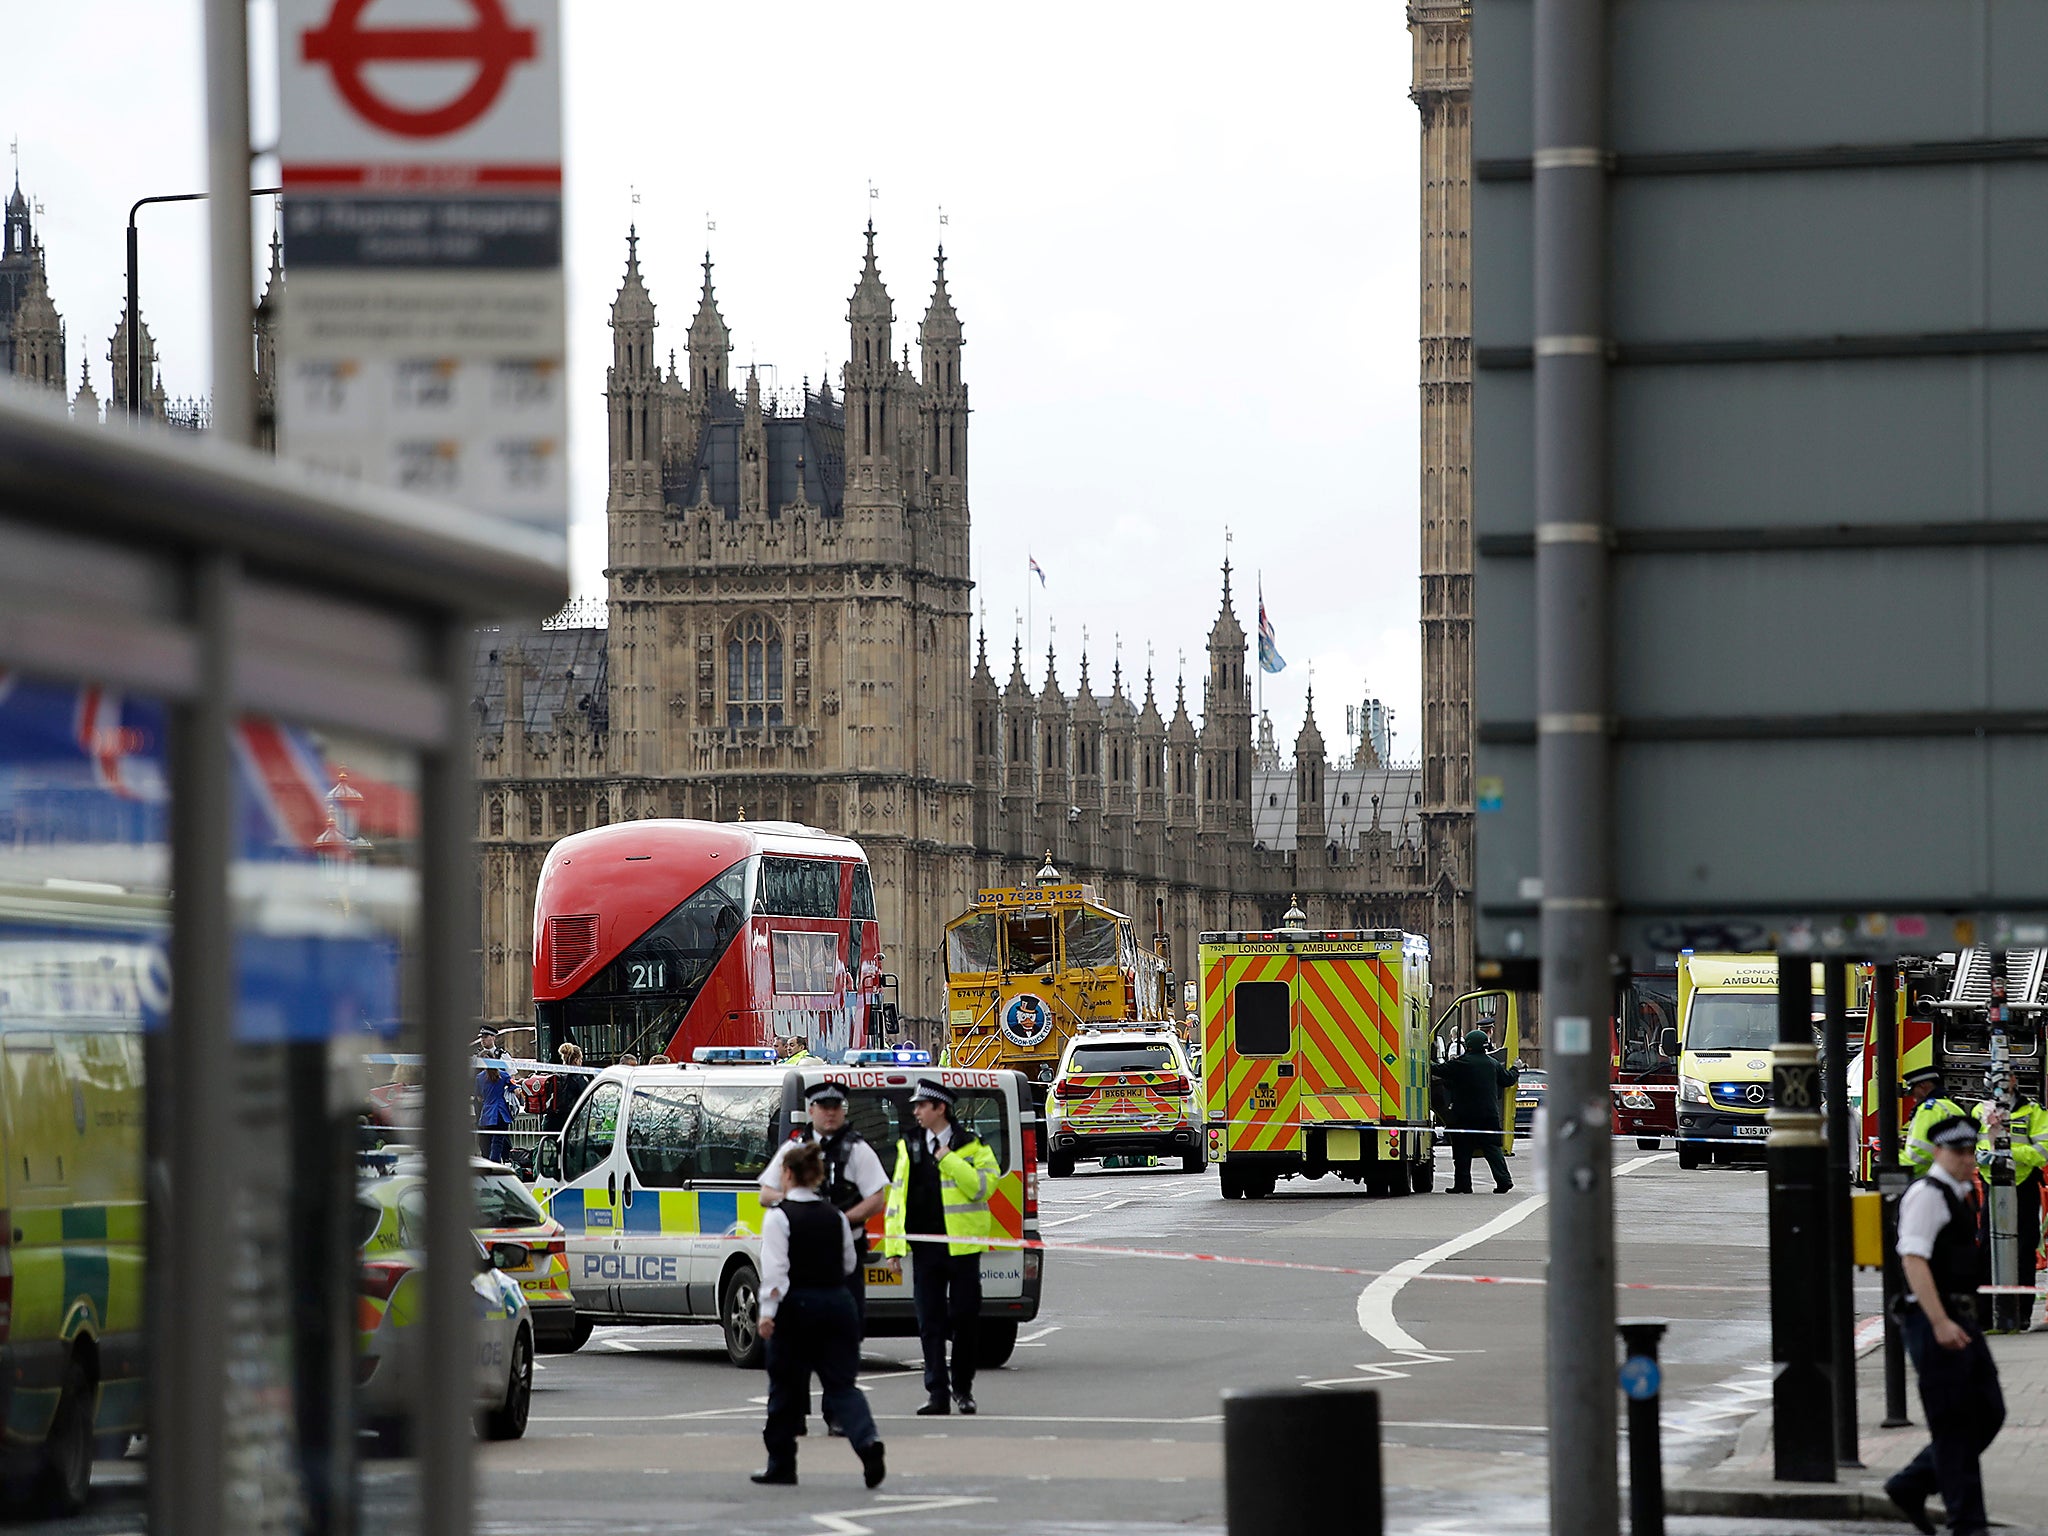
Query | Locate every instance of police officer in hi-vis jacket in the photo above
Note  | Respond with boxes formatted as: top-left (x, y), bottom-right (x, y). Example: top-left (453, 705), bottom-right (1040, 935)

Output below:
top-left (882, 1078), bottom-right (1001, 1416)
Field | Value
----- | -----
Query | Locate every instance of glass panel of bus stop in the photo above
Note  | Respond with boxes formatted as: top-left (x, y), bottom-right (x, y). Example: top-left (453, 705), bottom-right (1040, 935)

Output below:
top-left (233, 721), bottom-right (420, 1531)
top-left (0, 688), bottom-right (420, 1533)
top-left (0, 673), bottom-right (165, 1528)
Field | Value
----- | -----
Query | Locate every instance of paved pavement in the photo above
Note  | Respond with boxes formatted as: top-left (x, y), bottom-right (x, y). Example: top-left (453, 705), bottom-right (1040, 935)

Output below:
top-left (32, 1141), bottom-right (1982, 1535)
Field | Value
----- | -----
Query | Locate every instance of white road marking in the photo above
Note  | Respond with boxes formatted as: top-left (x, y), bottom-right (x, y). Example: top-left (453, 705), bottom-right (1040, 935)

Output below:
top-left (1039, 1197), bottom-right (1138, 1229)
top-left (809, 1494), bottom-right (995, 1535)
top-left (1015, 1325), bottom-right (1062, 1344)
top-left (1356, 1152), bottom-right (1671, 1351)
top-left (602, 1339), bottom-right (640, 1352)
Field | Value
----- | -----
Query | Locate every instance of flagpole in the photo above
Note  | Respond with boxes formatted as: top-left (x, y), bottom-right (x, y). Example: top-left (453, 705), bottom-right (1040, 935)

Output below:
top-left (1027, 549), bottom-right (1033, 671)
top-left (1257, 570), bottom-right (1265, 731)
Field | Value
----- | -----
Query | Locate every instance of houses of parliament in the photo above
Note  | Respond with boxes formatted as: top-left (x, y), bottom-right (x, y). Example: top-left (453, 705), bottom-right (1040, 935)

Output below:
top-left (467, 223), bottom-right (1449, 1038)
top-left (6, 0), bottom-right (1478, 1038)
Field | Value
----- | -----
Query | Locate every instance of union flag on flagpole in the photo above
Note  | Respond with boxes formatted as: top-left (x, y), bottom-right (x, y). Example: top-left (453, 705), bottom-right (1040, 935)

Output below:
top-left (1029, 555), bottom-right (1046, 587)
top-left (1258, 583), bottom-right (1286, 674)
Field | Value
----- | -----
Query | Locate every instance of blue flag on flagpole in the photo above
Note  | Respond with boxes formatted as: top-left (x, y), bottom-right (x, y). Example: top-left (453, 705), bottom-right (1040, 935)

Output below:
top-left (1029, 556), bottom-right (1046, 587)
top-left (1258, 595), bottom-right (1286, 674)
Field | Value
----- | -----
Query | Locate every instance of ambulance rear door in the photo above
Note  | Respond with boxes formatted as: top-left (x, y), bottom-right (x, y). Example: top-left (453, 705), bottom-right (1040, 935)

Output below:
top-left (1206, 944), bottom-right (1302, 1157)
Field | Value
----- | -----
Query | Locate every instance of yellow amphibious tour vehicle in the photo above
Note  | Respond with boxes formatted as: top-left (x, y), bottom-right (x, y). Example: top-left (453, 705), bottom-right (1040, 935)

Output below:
top-left (942, 857), bottom-right (1174, 1100)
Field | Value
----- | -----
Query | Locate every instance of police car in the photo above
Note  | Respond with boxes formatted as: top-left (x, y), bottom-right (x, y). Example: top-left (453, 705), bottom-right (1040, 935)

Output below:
top-left (1046, 1025), bottom-right (1204, 1178)
top-left (531, 1049), bottom-right (1044, 1370)
top-left (356, 1176), bottom-right (535, 1448)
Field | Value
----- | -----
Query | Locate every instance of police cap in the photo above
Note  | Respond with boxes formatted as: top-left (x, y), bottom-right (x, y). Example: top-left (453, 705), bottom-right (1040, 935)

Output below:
top-left (1928, 1114), bottom-right (1979, 1151)
top-left (804, 1079), bottom-right (850, 1105)
top-left (909, 1078), bottom-right (956, 1107)
top-left (1902, 1064), bottom-right (1943, 1088)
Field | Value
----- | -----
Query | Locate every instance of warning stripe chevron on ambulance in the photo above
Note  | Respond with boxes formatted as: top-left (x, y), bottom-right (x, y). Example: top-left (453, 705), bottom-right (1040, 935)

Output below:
top-left (1297, 951), bottom-right (1407, 1123)
top-left (1204, 950), bottom-right (1302, 1154)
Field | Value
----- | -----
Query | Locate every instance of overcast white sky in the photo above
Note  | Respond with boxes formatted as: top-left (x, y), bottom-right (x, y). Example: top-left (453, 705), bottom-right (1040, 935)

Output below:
top-left (10, 1), bottom-right (1422, 764)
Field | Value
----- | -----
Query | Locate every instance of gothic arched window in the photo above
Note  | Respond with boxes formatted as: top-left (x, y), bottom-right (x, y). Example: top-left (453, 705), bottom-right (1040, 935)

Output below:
top-left (725, 613), bottom-right (785, 730)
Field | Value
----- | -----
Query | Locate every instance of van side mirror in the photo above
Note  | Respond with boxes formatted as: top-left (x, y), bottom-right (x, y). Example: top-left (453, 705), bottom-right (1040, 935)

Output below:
top-left (537, 1137), bottom-right (559, 1179)
top-left (1659, 1027), bottom-right (1679, 1059)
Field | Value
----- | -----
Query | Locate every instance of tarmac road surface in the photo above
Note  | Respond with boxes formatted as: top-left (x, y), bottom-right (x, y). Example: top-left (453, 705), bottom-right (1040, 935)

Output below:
top-left (32, 1140), bottom-right (1902, 1534)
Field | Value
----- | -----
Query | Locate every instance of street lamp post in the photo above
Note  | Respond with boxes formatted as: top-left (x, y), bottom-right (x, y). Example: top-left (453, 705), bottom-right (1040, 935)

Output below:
top-left (126, 187), bottom-right (282, 417)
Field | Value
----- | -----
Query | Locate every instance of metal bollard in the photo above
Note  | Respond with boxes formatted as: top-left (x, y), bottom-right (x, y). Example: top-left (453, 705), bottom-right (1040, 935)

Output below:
top-left (1222, 1386), bottom-right (1381, 1536)
top-left (1618, 1318), bottom-right (1669, 1536)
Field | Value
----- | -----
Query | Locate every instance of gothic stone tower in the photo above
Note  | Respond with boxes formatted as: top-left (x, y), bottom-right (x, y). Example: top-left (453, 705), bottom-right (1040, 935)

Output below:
top-left (482, 225), bottom-right (978, 1030)
top-left (1410, 0), bottom-right (1475, 1000)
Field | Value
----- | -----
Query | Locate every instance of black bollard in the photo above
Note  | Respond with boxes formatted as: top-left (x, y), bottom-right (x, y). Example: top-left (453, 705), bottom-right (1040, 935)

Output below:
top-left (1222, 1386), bottom-right (1381, 1536)
top-left (1618, 1318), bottom-right (1669, 1536)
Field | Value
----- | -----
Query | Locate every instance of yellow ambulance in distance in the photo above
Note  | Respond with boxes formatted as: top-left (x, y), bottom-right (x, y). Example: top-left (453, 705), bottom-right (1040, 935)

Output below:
top-left (0, 883), bottom-right (157, 1515)
top-left (1674, 953), bottom-right (1833, 1169)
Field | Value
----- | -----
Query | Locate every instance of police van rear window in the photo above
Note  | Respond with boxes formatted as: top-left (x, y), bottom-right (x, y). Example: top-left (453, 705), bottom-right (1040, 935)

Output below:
top-left (1069, 1042), bottom-right (1177, 1074)
top-left (841, 1089), bottom-right (1010, 1169)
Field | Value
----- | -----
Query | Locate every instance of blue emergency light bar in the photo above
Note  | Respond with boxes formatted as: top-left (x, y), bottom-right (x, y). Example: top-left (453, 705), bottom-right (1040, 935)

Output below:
top-left (843, 1048), bottom-right (933, 1067)
top-left (691, 1046), bottom-right (779, 1065)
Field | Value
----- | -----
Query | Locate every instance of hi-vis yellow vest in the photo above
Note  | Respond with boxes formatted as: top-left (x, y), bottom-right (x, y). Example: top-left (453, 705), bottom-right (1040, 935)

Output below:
top-left (882, 1132), bottom-right (1000, 1258)
top-left (1903, 1095), bottom-right (1966, 1174)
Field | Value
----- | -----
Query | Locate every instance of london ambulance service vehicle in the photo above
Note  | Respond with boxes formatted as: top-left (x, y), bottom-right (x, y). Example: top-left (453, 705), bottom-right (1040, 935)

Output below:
top-left (1045, 1025), bottom-right (1203, 1177)
top-left (0, 882), bottom-right (156, 1516)
top-left (531, 1052), bottom-right (1043, 1369)
top-left (1200, 927), bottom-right (1436, 1200)
top-left (1674, 953), bottom-right (1807, 1168)
top-left (942, 862), bottom-right (1173, 1102)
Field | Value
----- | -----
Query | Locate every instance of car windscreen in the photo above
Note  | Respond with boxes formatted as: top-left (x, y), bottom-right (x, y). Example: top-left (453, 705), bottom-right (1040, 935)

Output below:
top-left (842, 1088), bottom-right (1010, 1170)
top-left (355, 1197), bottom-right (384, 1249)
top-left (1067, 1042), bottom-right (1177, 1074)
top-left (475, 1172), bottom-right (547, 1228)
top-left (1686, 994), bottom-right (1779, 1052)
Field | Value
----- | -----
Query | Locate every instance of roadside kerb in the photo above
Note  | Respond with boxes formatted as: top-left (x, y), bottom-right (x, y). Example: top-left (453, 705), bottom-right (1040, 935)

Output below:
top-left (1669, 1322), bottom-right (2048, 1528)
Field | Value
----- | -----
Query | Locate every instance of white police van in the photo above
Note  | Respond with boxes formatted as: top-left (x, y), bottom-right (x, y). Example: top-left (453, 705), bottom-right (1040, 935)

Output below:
top-left (531, 1048), bottom-right (1044, 1368)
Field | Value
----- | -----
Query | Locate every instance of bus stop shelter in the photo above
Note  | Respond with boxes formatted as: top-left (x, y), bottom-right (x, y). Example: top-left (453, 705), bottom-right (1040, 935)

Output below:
top-left (0, 378), bottom-right (564, 1533)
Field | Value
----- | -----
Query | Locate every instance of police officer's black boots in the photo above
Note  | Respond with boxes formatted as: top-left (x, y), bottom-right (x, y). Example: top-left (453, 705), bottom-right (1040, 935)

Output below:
top-left (859, 1439), bottom-right (887, 1488)
top-left (750, 1458), bottom-right (797, 1486)
top-left (954, 1390), bottom-right (977, 1415)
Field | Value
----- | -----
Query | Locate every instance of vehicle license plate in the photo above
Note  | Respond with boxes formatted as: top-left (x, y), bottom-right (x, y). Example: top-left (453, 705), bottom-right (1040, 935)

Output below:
top-left (1733, 1124), bottom-right (1770, 1139)
top-left (865, 1264), bottom-right (902, 1286)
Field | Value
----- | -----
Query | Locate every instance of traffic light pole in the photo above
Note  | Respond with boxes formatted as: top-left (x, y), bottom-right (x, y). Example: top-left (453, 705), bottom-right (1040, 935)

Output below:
top-left (1873, 962), bottom-right (1911, 1427)
top-left (1769, 953), bottom-right (1836, 1480)
top-left (1821, 957), bottom-right (1859, 1466)
top-left (1986, 956), bottom-right (2018, 1321)
top-left (1532, 1), bottom-right (1618, 1531)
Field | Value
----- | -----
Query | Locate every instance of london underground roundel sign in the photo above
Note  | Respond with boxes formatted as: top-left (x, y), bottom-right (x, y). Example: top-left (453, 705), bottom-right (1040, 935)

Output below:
top-left (300, 0), bottom-right (539, 139)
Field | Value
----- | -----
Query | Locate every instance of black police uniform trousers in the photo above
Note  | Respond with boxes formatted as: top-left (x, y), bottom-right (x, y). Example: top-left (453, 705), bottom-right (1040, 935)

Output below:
top-left (1891, 1303), bottom-right (2006, 1534)
top-left (1448, 1126), bottom-right (1511, 1192)
top-left (911, 1241), bottom-right (981, 1399)
top-left (763, 1285), bottom-right (879, 1463)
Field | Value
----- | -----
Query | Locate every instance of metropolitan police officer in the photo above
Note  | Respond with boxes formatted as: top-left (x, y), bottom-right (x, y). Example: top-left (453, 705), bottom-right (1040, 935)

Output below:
top-left (882, 1078), bottom-right (1001, 1416)
top-left (1901, 1064), bottom-right (1967, 1176)
top-left (1885, 1114), bottom-right (2005, 1536)
top-left (751, 1142), bottom-right (887, 1489)
top-left (760, 1078), bottom-right (889, 1433)
top-left (760, 1080), bottom-right (890, 1332)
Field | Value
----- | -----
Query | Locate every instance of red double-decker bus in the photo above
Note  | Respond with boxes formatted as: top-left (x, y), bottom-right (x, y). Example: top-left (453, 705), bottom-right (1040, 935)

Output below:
top-left (532, 820), bottom-right (885, 1065)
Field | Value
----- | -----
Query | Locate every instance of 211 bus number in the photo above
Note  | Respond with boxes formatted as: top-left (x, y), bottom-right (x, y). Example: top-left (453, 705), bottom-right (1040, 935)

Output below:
top-left (626, 961), bottom-right (667, 992)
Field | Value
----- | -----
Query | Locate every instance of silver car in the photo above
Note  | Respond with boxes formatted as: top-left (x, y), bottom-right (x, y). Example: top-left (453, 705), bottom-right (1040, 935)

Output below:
top-left (356, 1180), bottom-right (535, 1448)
